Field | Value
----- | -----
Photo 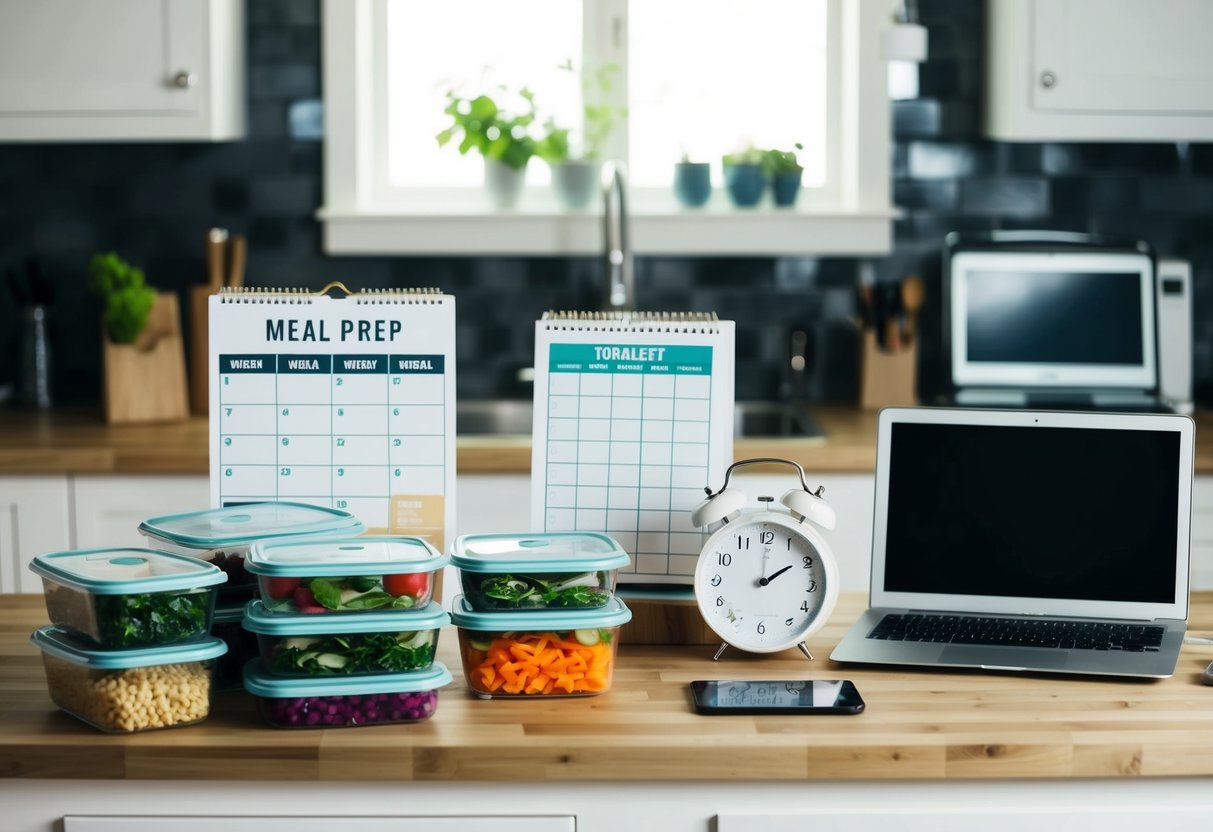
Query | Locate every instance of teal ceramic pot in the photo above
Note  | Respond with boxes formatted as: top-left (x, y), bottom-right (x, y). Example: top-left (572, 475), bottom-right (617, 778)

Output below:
top-left (772, 171), bottom-right (803, 206)
top-left (673, 162), bottom-right (712, 207)
top-left (551, 160), bottom-right (600, 210)
top-left (724, 163), bottom-right (765, 207)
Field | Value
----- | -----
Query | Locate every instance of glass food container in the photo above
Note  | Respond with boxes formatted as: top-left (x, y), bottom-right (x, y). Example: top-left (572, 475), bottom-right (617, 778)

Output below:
top-left (211, 603), bottom-right (260, 692)
top-left (138, 502), bottom-right (364, 600)
top-left (246, 535), bottom-right (446, 615)
top-left (242, 599), bottom-right (449, 676)
top-left (31, 626), bottom-right (226, 733)
top-left (243, 659), bottom-right (452, 728)
top-left (450, 532), bottom-right (630, 611)
top-left (448, 595), bottom-right (632, 698)
top-left (29, 548), bottom-right (225, 649)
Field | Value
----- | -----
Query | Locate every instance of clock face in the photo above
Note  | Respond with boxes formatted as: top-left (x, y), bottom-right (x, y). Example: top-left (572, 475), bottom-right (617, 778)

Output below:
top-left (695, 513), bottom-right (833, 652)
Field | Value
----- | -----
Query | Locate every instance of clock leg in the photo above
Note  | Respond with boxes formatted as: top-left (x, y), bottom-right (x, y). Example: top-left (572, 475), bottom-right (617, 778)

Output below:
top-left (797, 641), bottom-right (815, 661)
top-left (712, 642), bottom-right (729, 661)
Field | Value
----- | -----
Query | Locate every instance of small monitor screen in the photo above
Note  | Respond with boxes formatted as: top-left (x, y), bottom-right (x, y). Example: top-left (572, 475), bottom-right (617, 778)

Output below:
top-left (966, 270), bottom-right (1144, 365)
top-left (883, 422), bottom-right (1179, 604)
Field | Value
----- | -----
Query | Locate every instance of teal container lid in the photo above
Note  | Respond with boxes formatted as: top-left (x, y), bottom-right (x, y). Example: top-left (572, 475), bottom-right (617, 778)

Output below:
top-left (242, 599), bottom-right (450, 635)
top-left (246, 535), bottom-right (446, 577)
top-left (29, 548), bottom-right (226, 594)
top-left (139, 502), bottom-right (363, 549)
top-left (31, 626), bottom-right (227, 669)
top-left (243, 659), bottom-right (452, 697)
top-left (448, 594), bottom-right (632, 631)
top-left (213, 604), bottom-right (246, 625)
top-left (450, 532), bottom-right (630, 573)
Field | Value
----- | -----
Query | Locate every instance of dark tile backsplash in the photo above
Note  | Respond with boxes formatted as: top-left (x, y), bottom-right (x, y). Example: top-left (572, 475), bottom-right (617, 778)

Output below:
top-left (2, 0), bottom-right (1213, 408)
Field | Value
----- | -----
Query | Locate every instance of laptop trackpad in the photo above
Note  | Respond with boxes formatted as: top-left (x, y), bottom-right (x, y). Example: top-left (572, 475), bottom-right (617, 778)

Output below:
top-left (940, 646), bottom-right (1070, 670)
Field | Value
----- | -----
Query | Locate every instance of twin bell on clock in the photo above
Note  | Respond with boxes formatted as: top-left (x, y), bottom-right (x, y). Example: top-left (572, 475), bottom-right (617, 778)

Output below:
top-left (690, 457), bottom-right (840, 662)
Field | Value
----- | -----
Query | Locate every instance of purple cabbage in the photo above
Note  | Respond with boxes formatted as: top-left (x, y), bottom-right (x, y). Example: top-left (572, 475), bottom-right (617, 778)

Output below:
top-left (259, 690), bottom-right (439, 728)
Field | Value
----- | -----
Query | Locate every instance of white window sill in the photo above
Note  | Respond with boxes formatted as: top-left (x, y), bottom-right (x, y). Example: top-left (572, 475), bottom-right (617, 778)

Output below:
top-left (318, 202), bottom-right (895, 257)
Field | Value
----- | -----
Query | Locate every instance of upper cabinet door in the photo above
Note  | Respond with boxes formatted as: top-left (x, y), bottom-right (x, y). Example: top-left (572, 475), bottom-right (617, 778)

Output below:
top-left (985, 0), bottom-right (1213, 140)
top-left (0, 0), bottom-right (244, 141)
top-left (1031, 0), bottom-right (1213, 115)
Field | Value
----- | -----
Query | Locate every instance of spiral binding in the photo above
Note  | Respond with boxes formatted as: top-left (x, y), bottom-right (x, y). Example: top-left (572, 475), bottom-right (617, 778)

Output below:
top-left (218, 285), bottom-right (446, 305)
top-left (541, 309), bottom-right (721, 334)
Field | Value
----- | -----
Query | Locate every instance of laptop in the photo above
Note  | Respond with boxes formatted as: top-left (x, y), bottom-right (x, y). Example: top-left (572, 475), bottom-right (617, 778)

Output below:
top-left (830, 406), bottom-right (1194, 678)
top-left (945, 233), bottom-right (1163, 410)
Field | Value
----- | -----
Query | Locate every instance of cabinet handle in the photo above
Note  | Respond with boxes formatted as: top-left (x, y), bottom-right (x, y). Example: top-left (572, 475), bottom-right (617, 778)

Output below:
top-left (171, 70), bottom-right (196, 89)
top-left (1039, 70), bottom-right (1057, 89)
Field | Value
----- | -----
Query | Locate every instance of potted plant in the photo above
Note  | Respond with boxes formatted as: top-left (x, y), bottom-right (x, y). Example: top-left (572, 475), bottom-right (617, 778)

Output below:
top-left (722, 146), bottom-right (766, 207)
top-left (89, 252), bottom-right (188, 423)
top-left (764, 143), bottom-right (805, 207)
top-left (538, 61), bottom-right (625, 211)
top-left (673, 152), bottom-right (712, 208)
top-left (436, 87), bottom-right (538, 210)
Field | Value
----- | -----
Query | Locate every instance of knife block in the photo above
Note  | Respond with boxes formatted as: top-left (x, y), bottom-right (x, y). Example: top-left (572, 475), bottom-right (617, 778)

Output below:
top-left (188, 285), bottom-right (212, 415)
top-left (858, 328), bottom-right (917, 410)
top-left (102, 292), bottom-right (189, 424)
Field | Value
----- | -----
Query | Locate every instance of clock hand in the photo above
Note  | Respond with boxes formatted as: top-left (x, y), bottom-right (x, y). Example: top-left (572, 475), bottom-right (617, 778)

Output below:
top-left (758, 564), bottom-right (793, 586)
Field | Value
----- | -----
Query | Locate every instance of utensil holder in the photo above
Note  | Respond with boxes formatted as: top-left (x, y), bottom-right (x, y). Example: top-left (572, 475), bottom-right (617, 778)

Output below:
top-left (188, 285), bottom-right (212, 415)
top-left (102, 292), bottom-right (189, 424)
top-left (858, 328), bottom-right (917, 410)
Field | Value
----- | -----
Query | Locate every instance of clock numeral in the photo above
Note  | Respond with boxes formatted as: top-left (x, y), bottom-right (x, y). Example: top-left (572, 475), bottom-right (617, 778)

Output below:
top-left (716, 595), bottom-right (724, 607)
top-left (785, 617), bottom-right (794, 626)
top-left (786, 538), bottom-right (792, 550)
top-left (759, 531), bottom-right (774, 545)
top-left (717, 552), bottom-right (732, 567)
top-left (736, 536), bottom-right (750, 550)
top-left (805, 580), bottom-right (817, 593)
top-left (802, 556), bottom-right (813, 569)
top-left (800, 600), bottom-right (811, 612)
top-left (710, 574), bottom-right (722, 587)
top-left (757, 621), bottom-right (766, 634)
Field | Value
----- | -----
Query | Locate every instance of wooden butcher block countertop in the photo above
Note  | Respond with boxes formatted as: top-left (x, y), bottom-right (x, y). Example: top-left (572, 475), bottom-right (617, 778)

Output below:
top-left (2, 593), bottom-right (1212, 781)
top-left (1, 406), bottom-right (1210, 475)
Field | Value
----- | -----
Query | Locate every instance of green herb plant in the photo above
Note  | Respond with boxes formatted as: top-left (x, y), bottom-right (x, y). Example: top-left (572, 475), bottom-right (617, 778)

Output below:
top-left (88, 252), bottom-right (157, 344)
top-left (722, 145), bottom-right (765, 168)
top-left (95, 591), bottom-right (211, 647)
top-left (762, 143), bottom-right (805, 176)
top-left (436, 87), bottom-right (538, 171)
top-left (536, 60), bottom-right (626, 164)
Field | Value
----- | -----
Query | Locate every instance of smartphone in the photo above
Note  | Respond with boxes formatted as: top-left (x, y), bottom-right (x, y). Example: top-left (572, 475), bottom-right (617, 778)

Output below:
top-left (689, 679), bottom-right (865, 715)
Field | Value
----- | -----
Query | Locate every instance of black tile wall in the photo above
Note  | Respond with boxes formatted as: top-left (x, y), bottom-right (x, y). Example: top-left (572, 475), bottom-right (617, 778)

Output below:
top-left (2, 0), bottom-right (1212, 408)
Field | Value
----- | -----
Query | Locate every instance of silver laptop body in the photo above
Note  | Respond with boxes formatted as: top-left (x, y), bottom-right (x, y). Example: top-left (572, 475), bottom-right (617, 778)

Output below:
top-left (831, 407), bottom-right (1194, 679)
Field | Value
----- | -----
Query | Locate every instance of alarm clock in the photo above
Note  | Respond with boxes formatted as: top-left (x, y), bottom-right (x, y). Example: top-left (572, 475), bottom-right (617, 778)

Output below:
top-left (690, 457), bottom-right (840, 661)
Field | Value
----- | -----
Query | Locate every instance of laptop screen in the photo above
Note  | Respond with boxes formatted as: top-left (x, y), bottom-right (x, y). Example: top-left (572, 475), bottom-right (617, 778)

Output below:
top-left (872, 409), bottom-right (1193, 621)
top-left (949, 250), bottom-right (1156, 390)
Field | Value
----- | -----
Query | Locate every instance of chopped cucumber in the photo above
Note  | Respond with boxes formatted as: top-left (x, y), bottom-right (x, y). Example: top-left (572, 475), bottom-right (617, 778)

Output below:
top-left (315, 653), bottom-right (349, 669)
top-left (468, 638), bottom-right (492, 651)
top-left (573, 628), bottom-right (600, 646)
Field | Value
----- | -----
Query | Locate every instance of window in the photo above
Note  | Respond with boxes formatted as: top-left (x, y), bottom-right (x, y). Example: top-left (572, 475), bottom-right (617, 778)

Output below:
top-left (321, 0), bottom-right (893, 255)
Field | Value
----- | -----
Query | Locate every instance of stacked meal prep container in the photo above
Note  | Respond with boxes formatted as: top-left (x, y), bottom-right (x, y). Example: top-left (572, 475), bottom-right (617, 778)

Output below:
top-left (448, 532), bottom-right (633, 698)
top-left (241, 535), bottom-right (452, 727)
top-left (27, 549), bottom-right (229, 732)
top-left (137, 501), bottom-right (365, 691)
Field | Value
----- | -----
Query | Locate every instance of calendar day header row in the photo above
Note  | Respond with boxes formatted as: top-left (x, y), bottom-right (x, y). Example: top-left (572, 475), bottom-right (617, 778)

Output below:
top-left (219, 354), bottom-right (445, 374)
top-left (548, 344), bottom-right (712, 375)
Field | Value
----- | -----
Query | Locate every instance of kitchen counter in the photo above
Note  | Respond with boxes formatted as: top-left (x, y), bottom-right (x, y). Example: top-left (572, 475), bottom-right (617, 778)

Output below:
top-left (2, 405), bottom-right (1211, 475)
top-left (3, 591), bottom-right (1213, 782)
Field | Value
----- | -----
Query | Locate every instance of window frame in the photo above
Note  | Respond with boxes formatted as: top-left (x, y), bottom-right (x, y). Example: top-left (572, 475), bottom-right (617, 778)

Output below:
top-left (319, 0), bottom-right (894, 256)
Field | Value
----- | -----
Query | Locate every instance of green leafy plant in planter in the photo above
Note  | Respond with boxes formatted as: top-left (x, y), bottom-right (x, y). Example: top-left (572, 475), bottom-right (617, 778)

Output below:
top-left (436, 87), bottom-right (538, 208)
top-left (88, 252), bottom-right (156, 344)
top-left (537, 60), bottom-right (627, 210)
top-left (763, 143), bottom-right (805, 207)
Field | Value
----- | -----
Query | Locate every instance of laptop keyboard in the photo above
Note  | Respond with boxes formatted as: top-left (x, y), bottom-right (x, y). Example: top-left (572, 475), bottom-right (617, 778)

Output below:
top-left (867, 614), bottom-right (1165, 652)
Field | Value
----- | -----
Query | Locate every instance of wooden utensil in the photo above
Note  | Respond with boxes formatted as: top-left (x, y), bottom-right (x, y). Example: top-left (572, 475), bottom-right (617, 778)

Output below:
top-left (205, 228), bottom-right (228, 291)
top-left (227, 234), bottom-right (246, 288)
top-left (900, 274), bottom-right (925, 344)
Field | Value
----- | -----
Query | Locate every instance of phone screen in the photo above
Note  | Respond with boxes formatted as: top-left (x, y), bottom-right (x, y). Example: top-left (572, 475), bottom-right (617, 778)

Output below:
top-left (689, 679), bottom-right (865, 715)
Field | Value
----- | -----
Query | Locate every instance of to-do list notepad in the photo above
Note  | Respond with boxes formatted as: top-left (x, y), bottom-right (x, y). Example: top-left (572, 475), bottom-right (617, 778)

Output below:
top-left (209, 286), bottom-right (455, 548)
top-left (531, 312), bottom-right (735, 585)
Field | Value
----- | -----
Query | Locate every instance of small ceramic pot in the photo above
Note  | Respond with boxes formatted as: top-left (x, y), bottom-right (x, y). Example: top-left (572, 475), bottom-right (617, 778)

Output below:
top-left (551, 160), bottom-right (601, 211)
top-left (673, 162), bottom-right (712, 208)
top-left (484, 158), bottom-right (527, 210)
top-left (724, 163), bottom-right (765, 207)
top-left (772, 170), bottom-right (803, 207)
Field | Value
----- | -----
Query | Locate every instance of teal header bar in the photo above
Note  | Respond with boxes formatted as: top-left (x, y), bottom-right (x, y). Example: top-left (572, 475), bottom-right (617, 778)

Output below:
top-left (549, 344), bottom-right (712, 375)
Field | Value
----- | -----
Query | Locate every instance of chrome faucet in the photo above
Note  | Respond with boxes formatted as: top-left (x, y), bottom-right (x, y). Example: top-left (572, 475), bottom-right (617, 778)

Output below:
top-left (602, 161), bottom-right (635, 311)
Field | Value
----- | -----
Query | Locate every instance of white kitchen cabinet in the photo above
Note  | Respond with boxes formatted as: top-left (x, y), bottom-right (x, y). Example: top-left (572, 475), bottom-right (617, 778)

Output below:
top-left (71, 475), bottom-right (209, 549)
top-left (985, 0), bottom-right (1213, 140)
top-left (0, 0), bottom-right (244, 141)
top-left (0, 476), bottom-right (71, 593)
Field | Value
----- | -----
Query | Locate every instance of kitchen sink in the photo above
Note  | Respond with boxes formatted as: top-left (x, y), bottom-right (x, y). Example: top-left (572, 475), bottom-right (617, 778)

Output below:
top-left (456, 399), bottom-right (825, 439)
